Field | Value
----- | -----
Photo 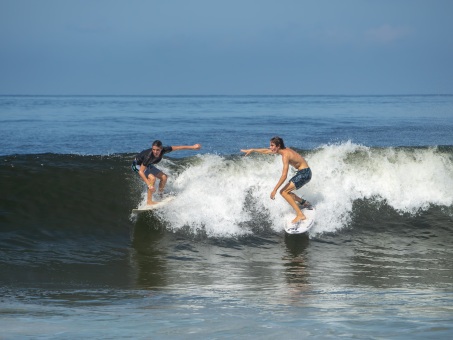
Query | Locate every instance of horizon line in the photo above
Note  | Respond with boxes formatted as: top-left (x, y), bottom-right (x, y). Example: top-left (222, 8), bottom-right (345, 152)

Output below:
top-left (1, 93), bottom-right (452, 97)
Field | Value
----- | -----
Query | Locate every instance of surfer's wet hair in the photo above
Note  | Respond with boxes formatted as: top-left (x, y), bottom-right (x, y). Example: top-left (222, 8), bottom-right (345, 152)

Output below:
top-left (152, 140), bottom-right (163, 148)
top-left (270, 136), bottom-right (286, 149)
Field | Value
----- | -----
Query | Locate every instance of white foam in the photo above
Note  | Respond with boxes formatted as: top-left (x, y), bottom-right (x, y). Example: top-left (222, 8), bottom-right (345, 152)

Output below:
top-left (138, 142), bottom-right (453, 237)
top-left (308, 141), bottom-right (453, 235)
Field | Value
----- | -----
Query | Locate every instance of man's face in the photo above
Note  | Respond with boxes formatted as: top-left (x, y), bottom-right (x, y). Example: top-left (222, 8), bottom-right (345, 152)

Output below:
top-left (152, 146), bottom-right (162, 157)
top-left (269, 142), bottom-right (279, 154)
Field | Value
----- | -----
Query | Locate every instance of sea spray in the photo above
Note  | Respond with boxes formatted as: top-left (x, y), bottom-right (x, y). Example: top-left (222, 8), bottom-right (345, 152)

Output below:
top-left (156, 154), bottom-right (289, 236)
top-left (308, 142), bottom-right (453, 234)
top-left (138, 142), bottom-right (453, 237)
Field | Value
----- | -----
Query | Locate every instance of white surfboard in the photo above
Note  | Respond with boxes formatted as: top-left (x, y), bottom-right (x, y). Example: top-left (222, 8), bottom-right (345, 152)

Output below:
top-left (131, 196), bottom-right (175, 213)
top-left (284, 205), bottom-right (316, 234)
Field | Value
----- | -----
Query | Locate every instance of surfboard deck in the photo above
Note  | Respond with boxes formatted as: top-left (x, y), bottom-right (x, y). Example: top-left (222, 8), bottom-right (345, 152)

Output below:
top-left (284, 204), bottom-right (316, 234)
top-left (131, 196), bottom-right (175, 213)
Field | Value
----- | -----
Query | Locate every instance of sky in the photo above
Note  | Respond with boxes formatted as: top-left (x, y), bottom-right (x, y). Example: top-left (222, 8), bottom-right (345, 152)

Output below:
top-left (1, 0), bottom-right (452, 95)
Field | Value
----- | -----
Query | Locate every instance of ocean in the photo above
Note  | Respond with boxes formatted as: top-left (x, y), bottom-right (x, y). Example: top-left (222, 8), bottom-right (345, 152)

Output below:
top-left (1, 95), bottom-right (453, 338)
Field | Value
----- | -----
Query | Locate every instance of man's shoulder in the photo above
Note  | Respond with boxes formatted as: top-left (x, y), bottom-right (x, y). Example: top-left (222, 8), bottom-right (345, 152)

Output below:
top-left (280, 148), bottom-right (293, 156)
top-left (138, 148), bottom-right (151, 157)
top-left (283, 148), bottom-right (301, 159)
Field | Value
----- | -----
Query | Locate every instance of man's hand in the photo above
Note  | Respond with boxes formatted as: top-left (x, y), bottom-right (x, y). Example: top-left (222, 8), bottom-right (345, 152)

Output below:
top-left (241, 149), bottom-right (253, 156)
top-left (270, 189), bottom-right (277, 200)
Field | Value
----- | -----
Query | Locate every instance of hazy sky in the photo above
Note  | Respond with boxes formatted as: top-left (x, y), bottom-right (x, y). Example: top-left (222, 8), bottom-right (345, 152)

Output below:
top-left (1, 0), bottom-right (452, 95)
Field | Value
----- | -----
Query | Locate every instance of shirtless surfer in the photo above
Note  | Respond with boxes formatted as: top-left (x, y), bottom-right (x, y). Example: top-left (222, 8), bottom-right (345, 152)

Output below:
top-left (132, 140), bottom-right (201, 205)
top-left (241, 136), bottom-right (312, 224)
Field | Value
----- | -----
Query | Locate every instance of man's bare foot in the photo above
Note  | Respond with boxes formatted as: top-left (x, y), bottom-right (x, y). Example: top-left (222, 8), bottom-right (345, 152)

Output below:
top-left (292, 214), bottom-right (306, 224)
top-left (146, 201), bottom-right (158, 206)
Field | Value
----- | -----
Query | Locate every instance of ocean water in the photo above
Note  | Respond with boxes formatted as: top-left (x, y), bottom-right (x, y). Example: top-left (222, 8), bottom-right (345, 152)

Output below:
top-left (1, 95), bottom-right (453, 338)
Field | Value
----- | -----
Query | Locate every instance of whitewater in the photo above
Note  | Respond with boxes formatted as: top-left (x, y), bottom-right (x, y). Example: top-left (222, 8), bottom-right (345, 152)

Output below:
top-left (129, 142), bottom-right (453, 237)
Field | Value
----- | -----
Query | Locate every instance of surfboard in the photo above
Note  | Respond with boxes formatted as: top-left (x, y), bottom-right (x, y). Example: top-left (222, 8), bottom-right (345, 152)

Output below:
top-left (284, 204), bottom-right (316, 234)
top-left (131, 196), bottom-right (175, 213)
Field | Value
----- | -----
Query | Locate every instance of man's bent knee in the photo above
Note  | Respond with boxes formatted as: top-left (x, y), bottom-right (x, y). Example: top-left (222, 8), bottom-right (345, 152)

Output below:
top-left (280, 189), bottom-right (291, 197)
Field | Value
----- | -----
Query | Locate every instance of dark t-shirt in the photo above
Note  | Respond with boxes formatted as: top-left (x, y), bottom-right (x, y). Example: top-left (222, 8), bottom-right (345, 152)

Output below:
top-left (135, 146), bottom-right (173, 166)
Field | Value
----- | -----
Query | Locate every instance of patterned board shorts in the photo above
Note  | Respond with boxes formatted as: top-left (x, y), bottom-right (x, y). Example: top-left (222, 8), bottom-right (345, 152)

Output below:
top-left (131, 160), bottom-right (162, 177)
top-left (290, 168), bottom-right (312, 190)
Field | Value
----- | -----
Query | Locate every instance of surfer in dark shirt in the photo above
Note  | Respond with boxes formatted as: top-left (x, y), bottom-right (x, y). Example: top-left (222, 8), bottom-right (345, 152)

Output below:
top-left (133, 140), bottom-right (201, 205)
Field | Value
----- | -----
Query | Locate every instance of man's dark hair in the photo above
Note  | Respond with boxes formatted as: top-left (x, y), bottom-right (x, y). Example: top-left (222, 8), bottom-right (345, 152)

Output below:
top-left (270, 136), bottom-right (286, 149)
top-left (152, 140), bottom-right (163, 148)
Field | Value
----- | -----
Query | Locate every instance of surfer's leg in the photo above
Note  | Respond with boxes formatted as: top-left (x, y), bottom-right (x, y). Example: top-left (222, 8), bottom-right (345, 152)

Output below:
top-left (289, 193), bottom-right (310, 208)
top-left (155, 172), bottom-right (168, 196)
top-left (289, 192), bottom-right (304, 204)
top-left (280, 182), bottom-right (306, 224)
top-left (287, 168), bottom-right (312, 213)
top-left (146, 174), bottom-right (157, 205)
top-left (145, 166), bottom-right (167, 200)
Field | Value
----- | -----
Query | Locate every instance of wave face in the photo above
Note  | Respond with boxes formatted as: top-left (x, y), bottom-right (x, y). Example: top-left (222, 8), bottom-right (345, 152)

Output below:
top-left (0, 154), bottom-right (137, 268)
top-left (1, 143), bottom-right (452, 245)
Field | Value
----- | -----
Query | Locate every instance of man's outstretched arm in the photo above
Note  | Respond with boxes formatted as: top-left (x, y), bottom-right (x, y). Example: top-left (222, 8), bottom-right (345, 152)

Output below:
top-left (241, 148), bottom-right (272, 156)
top-left (171, 144), bottom-right (202, 151)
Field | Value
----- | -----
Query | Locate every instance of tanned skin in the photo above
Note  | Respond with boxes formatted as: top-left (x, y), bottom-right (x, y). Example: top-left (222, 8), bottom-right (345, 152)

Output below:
top-left (241, 139), bottom-right (309, 224)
